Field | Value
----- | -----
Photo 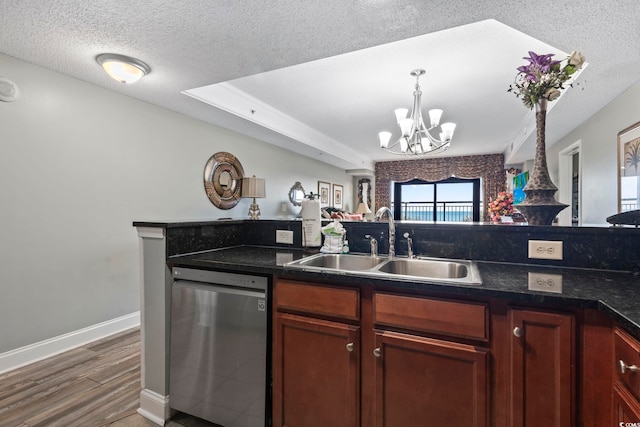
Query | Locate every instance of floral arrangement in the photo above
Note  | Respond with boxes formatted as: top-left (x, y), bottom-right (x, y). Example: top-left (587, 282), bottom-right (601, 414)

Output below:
top-left (508, 50), bottom-right (586, 109)
top-left (488, 192), bottom-right (514, 222)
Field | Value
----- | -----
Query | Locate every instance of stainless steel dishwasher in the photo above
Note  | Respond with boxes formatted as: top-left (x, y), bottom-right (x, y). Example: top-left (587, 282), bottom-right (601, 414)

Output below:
top-left (170, 267), bottom-right (269, 427)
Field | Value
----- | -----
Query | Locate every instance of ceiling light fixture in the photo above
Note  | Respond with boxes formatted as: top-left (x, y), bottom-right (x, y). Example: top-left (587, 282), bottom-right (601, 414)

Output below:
top-left (96, 53), bottom-right (150, 84)
top-left (379, 69), bottom-right (456, 157)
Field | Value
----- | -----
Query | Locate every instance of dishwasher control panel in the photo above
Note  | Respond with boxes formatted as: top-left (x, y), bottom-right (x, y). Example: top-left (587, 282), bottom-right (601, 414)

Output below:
top-left (173, 267), bottom-right (268, 291)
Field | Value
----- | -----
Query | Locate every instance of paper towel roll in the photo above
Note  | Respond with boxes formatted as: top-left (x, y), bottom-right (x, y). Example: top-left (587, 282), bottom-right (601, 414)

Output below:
top-left (301, 198), bottom-right (322, 247)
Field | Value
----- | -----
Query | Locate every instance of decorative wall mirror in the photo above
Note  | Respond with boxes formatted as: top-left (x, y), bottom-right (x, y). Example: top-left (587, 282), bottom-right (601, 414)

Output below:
top-left (203, 152), bottom-right (245, 209)
top-left (288, 182), bottom-right (306, 206)
top-left (358, 178), bottom-right (372, 209)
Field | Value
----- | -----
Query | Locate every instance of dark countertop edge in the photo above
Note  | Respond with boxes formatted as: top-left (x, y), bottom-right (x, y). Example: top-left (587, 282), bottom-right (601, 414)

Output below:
top-left (133, 219), bottom-right (640, 234)
top-left (133, 219), bottom-right (247, 228)
top-left (598, 301), bottom-right (640, 338)
top-left (167, 246), bottom-right (640, 341)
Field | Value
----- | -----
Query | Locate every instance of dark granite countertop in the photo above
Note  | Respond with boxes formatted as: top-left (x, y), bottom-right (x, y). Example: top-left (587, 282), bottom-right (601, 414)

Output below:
top-left (168, 245), bottom-right (640, 340)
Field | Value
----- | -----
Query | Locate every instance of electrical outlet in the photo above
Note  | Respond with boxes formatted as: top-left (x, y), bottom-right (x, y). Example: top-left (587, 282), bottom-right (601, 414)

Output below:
top-left (276, 252), bottom-right (294, 265)
top-left (276, 230), bottom-right (294, 244)
top-left (528, 272), bottom-right (563, 293)
top-left (528, 240), bottom-right (563, 260)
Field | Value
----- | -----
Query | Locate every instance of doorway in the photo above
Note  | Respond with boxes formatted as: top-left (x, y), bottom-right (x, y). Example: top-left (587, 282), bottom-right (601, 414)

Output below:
top-left (558, 141), bottom-right (582, 226)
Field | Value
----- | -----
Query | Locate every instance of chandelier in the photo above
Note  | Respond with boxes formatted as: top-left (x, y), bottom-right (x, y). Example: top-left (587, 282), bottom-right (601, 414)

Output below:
top-left (379, 69), bottom-right (456, 156)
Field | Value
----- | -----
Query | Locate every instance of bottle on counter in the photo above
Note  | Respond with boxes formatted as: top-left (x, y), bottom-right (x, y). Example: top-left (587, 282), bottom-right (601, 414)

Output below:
top-left (301, 192), bottom-right (322, 247)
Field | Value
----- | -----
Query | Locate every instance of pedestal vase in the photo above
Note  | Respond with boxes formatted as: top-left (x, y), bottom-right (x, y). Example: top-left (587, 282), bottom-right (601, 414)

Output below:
top-left (516, 99), bottom-right (568, 225)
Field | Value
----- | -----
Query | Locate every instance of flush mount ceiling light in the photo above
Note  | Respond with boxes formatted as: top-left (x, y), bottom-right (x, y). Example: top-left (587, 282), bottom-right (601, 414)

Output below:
top-left (379, 69), bottom-right (456, 157)
top-left (96, 53), bottom-right (150, 84)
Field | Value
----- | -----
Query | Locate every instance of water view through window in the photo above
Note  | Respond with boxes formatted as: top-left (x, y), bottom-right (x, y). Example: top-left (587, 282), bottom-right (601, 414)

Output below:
top-left (392, 178), bottom-right (481, 222)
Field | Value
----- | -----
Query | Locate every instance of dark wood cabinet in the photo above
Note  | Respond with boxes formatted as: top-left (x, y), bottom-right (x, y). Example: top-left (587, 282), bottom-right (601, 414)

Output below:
top-left (272, 277), bottom-right (621, 427)
top-left (613, 327), bottom-right (640, 425)
top-left (614, 383), bottom-right (640, 423)
top-left (272, 279), bottom-right (361, 427)
top-left (373, 330), bottom-right (488, 427)
top-left (508, 308), bottom-right (575, 427)
top-left (273, 278), bottom-right (490, 427)
top-left (272, 313), bottom-right (360, 427)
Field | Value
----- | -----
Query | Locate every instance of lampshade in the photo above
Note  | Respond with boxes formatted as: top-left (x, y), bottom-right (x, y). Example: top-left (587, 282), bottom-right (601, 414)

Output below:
top-left (440, 122), bottom-right (457, 141)
top-left (356, 202), bottom-right (372, 214)
top-left (379, 131), bottom-right (393, 148)
top-left (394, 108), bottom-right (409, 124)
top-left (428, 109), bottom-right (443, 127)
top-left (241, 175), bottom-right (266, 198)
top-left (96, 53), bottom-right (150, 84)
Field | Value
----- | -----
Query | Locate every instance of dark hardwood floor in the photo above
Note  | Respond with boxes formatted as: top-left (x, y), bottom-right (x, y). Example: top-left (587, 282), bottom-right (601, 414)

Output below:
top-left (0, 327), bottom-right (216, 427)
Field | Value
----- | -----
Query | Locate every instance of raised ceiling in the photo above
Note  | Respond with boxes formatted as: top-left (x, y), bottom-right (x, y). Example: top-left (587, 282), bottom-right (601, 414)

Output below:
top-left (1, 1), bottom-right (639, 172)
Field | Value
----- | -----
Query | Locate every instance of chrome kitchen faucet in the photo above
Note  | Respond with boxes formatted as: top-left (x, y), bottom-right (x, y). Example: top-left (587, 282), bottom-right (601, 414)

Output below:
top-left (375, 207), bottom-right (395, 258)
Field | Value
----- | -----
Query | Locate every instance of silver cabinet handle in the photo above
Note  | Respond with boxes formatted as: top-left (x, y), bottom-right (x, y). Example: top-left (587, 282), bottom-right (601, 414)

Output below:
top-left (346, 342), bottom-right (355, 352)
top-left (373, 347), bottom-right (382, 358)
top-left (513, 327), bottom-right (523, 337)
top-left (618, 359), bottom-right (639, 374)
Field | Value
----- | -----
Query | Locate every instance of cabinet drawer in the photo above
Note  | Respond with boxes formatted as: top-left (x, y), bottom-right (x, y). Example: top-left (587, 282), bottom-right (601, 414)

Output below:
top-left (615, 328), bottom-right (640, 401)
top-left (373, 292), bottom-right (489, 341)
top-left (275, 279), bottom-right (360, 321)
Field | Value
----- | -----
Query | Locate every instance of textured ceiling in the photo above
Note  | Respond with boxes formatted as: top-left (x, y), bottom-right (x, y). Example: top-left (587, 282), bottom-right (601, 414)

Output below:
top-left (1, 1), bottom-right (639, 171)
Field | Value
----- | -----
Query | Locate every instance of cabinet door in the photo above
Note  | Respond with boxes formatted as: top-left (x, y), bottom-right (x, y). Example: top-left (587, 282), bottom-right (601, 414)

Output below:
top-left (373, 330), bottom-right (488, 427)
top-left (272, 312), bottom-right (360, 427)
top-left (509, 308), bottom-right (574, 427)
top-left (614, 383), bottom-right (640, 424)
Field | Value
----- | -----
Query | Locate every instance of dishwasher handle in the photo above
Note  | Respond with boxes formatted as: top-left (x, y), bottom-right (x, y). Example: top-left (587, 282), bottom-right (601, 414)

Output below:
top-left (173, 280), bottom-right (266, 299)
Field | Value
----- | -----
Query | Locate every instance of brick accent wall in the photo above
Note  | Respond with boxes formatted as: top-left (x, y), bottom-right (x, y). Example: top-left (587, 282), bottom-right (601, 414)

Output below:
top-left (374, 154), bottom-right (505, 221)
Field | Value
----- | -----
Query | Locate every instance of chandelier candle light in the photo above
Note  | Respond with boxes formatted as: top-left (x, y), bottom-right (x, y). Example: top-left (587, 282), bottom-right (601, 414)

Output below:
top-left (379, 69), bottom-right (456, 157)
top-left (508, 50), bottom-right (585, 225)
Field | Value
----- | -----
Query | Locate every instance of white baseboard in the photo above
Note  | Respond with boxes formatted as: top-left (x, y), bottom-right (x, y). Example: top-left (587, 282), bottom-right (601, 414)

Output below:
top-left (0, 311), bottom-right (140, 374)
top-left (138, 389), bottom-right (172, 425)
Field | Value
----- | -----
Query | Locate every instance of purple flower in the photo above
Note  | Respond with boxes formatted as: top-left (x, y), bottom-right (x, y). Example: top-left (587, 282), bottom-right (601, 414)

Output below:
top-left (508, 50), bottom-right (586, 109)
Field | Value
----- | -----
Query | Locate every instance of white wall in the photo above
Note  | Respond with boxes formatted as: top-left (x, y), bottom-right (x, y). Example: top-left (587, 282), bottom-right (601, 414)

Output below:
top-left (0, 53), bottom-right (352, 354)
top-left (547, 80), bottom-right (640, 226)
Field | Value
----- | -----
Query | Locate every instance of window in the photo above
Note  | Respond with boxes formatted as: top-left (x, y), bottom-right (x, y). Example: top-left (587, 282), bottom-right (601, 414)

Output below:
top-left (392, 177), bottom-right (481, 222)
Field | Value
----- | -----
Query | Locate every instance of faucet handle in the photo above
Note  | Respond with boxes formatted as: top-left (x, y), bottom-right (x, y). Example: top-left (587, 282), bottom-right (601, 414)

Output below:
top-left (403, 232), bottom-right (415, 258)
top-left (365, 234), bottom-right (378, 257)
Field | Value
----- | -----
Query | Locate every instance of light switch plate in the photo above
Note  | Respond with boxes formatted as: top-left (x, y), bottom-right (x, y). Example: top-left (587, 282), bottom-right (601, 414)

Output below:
top-left (528, 272), bottom-right (563, 293)
top-left (528, 240), bottom-right (563, 260)
top-left (276, 230), bottom-right (294, 244)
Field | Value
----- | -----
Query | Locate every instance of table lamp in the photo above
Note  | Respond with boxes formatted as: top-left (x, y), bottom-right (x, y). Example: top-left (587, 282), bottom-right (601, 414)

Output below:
top-left (241, 175), bottom-right (266, 220)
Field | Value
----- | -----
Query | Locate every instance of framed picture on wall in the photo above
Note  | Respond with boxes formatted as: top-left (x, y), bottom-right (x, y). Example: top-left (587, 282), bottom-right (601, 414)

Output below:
top-left (333, 184), bottom-right (344, 209)
top-left (513, 171), bottom-right (529, 205)
top-left (618, 121), bottom-right (640, 212)
top-left (318, 181), bottom-right (331, 207)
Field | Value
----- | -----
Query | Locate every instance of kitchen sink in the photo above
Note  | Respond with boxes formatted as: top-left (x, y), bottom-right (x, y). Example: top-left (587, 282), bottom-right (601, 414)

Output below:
top-left (289, 253), bottom-right (387, 271)
top-left (377, 258), bottom-right (468, 279)
top-left (284, 253), bottom-right (481, 285)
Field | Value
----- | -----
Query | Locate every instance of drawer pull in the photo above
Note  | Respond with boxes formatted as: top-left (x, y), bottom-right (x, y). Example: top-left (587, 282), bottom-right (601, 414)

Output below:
top-left (513, 327), bottom-right (523, 338)
top-left (346, 342), bottom-right (355, 352)
top-left (373, 347), bottom-right (382, 358)
top-left (618, 359), bottom-right (639, 374)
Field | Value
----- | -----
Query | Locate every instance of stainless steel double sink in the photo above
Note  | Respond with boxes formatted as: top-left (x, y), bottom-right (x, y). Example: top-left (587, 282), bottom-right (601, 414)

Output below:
top-left (284, 253), bottom-right (482, 285)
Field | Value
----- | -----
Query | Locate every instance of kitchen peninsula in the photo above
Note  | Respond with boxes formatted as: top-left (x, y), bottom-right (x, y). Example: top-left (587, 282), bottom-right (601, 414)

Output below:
top-left (134, 219), bottom-right (640, 426)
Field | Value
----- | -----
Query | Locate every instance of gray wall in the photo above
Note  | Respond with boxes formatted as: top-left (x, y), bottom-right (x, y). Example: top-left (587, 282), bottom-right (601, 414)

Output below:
top-left (0, 53), bottom-right (352, 353)
top-left (547, 80), bottom-right (640, 226)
